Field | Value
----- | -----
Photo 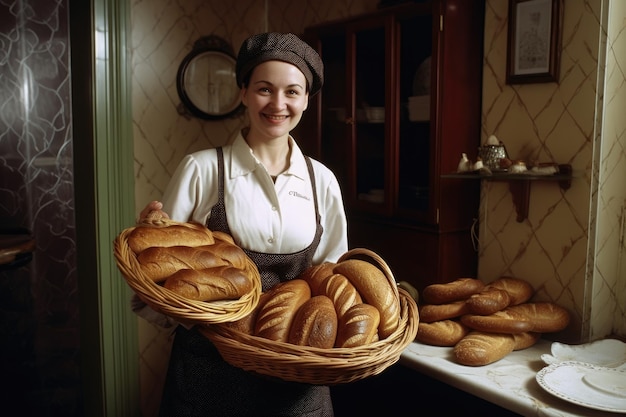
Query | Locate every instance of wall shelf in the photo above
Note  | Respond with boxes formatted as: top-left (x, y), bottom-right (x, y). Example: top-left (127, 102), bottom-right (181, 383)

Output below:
top-left (442, 164), bottom-right (572, 222)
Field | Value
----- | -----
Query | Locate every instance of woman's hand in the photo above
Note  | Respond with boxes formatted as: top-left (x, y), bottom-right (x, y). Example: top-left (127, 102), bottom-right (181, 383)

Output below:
top-left (139, 200), bottom-right (170, 222)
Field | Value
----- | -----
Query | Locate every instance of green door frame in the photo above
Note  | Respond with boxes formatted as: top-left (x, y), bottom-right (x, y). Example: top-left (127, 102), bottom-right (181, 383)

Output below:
top-left (71, 0), bottom-right (139, 415)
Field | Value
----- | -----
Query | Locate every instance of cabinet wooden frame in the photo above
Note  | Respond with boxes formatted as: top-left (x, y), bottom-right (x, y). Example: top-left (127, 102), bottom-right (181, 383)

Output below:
top-left (506, 0), bottom-right (563, 84)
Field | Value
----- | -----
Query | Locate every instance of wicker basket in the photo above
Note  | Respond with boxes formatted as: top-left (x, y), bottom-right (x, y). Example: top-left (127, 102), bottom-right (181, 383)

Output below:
top-left (200, 248), bottom-right (419, 385)
top-left (113, 217), bottom-right (261, 324)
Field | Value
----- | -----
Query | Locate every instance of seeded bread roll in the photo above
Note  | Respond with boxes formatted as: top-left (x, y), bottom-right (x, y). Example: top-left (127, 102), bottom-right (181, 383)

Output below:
top-left (454, 331), bottom-right (517, 366)
top-left (288, 295), bottom-right (338, 349)
top-left (419, 300), bottom-right (470, 323)
top-left (416, 320), bottom-right (470, 347)
top-left (333, 259), bottom-right (400, 339)
top-left (254, 279), bottom-right (311, 342)
top-left (422, 278), bottom-right (485, 305)
top-left (163, 266), bottom-right (253, 301)
top-left (128, 222), bottom-right (214, 253)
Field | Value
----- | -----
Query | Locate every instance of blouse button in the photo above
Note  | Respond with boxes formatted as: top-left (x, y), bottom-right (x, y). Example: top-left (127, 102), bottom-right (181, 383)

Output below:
top-left (271, 206), bottom-right (277, 211)
top-left (267, 238), bottom-right (274, 244)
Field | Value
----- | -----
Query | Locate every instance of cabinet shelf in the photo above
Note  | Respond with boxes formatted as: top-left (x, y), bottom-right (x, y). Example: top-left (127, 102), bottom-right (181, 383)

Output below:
top-left (442, 164), bottom-right (572, 222)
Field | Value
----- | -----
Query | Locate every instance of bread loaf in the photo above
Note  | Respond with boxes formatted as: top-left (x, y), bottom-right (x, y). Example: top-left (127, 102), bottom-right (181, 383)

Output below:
top-left (299, 262), bottom-right (336, 295)
top-left (422, 278), bottom-right (484, 305)
top-left (466, 289), bottom-right (511, 315)
top-left (254, 279), bottom-right (311, 342)
top-left (318, 273), bottom-right (362, 320)
top-left (460, 309), bottom-right (533, 334)
top-left (222, 292), bottom-right (271, 335)
top-left (335, 303), bottom-right (380, 348)
top-left (419, 300), bottom-right (470, 323)
top-left (209, 240), bottom-right (248, 270)
top-left (128, 223), bottom-right (214, 253)
top-left (163, 266), bottom-right (253, 301)
top-left (416, 320), bottom-right (469, 347)
top-left (454, 331), bottom-right (516, 366)
top-left (212, 230), bottom-right (235, 245)
top-left (333, 259), bottom-right (400, 339)
top-left (505, 302), bottom-right (570, 333)
top-left (288, 295), bottom-right (338, 348)
top-left (137, 245), bottom-right (229, 282)
top-left (513, 332), bottom-right (541, 350)
top-left (485, 276), bottom-right (533, 305)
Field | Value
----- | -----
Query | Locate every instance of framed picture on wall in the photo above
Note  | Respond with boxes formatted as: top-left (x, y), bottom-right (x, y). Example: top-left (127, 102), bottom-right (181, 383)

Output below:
top-left (506, 0), bottom-right (563, 84)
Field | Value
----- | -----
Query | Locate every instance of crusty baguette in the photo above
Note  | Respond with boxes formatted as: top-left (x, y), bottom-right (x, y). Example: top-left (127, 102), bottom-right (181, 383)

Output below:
top-left (335, 303), bottom-right (380, 348)
top-left (208, 240), bottom-right (248, 270)
top-left (419, 300), bottom-right (470, 323)
top-left (318, 273), bottom-right (362, 320)
top-left (416, 320), bottom-right (470, 347)
top-left (505, 302), bottom-right (570, 333)
top-left (128, 223), bottom-right (214, 253)
top-left (163, 266), bottom-right (253, 301)
top-left (466, 289), bottom-right (511, 315)
top-left (454, 331), bottom-right (516, 366)
top-left (212, 230), bottom-right (235, 245)
top-left (513, 332), bottom-right (541, 350)
top-left (422, 278), bottom-right (485, 305)
top-left (299, 262), bottom-right (337, 295)
top-left (460, 309), bottom-right (533, 334)
top-left (288, 295), bottom-right (338, 348)
top-left (137, 245), bottom-right (229, 282)
top-left (254, 279), bottom-right (311, 342)
top-left (333, 259), bottom-right (400, 339)
top-left (485, 276), bottom-right (533, 305)
top-left (222, 291), bottom-right (271, 335)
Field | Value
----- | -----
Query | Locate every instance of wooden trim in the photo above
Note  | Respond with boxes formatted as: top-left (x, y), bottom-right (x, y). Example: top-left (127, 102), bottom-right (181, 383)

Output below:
top-left (72, 0), bottom-right (139, 415)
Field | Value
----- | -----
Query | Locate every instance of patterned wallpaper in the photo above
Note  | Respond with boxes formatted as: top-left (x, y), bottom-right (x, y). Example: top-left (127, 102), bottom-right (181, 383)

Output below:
top-left (0, 0), bottom-right (81, 416)
top-left (130, 0), bottom-right (626, 415)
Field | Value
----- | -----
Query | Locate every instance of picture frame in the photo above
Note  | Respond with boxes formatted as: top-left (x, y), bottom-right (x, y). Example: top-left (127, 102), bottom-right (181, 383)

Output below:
top-left (506, 0), bottom-right (563, 84)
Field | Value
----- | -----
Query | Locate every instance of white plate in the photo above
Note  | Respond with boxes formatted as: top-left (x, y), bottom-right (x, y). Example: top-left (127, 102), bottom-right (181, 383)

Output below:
top-left (541, 339), bottom-right (626, 368)
top-left (536, 361), bottom-right (626, 413)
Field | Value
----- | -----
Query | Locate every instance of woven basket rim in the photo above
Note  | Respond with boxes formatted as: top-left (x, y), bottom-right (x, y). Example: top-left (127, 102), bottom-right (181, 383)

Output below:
top-left (201, 288), bottom-right (418, 385)
top-left (200, 248), bottom-right (419, 385)
top-left (113, 218), bottom-right (261, 324)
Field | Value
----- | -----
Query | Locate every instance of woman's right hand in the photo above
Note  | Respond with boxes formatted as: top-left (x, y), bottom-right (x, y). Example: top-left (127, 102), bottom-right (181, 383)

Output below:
top-left (139, 200), bottom-right (170, 222)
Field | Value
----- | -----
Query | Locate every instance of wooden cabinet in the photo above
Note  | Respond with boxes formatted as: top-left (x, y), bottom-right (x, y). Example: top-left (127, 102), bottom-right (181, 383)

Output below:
top-left (297, 0), bottom-right (485, 291)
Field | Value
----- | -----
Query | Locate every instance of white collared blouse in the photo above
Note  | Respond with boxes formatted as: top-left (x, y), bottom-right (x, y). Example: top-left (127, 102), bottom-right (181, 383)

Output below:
top-left (162, 131), bottom-right (348, 265)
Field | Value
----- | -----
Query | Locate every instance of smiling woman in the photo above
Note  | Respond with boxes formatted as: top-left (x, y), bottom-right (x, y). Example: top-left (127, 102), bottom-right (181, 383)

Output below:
top-left (134, 32), bottom-right (349, 417)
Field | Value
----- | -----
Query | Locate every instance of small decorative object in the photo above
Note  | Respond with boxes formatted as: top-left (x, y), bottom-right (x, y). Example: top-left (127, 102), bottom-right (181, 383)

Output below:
top-left (472, 158), bottom-right (484, 171)
top-left (457, 153), bottom-right (472, 173)
top-left (478, 136), bottom-right (509, 170)
top-left (506, 0), bottom-right (563, 84)
top-left (509, 160), bottom-right (528, 173)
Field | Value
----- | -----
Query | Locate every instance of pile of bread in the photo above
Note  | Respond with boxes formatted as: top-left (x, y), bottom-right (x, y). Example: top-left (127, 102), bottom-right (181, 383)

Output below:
top-left (416, 277), bottom-right (570, 366)
top-left (126, 222), bottom-right (257, 302)
top-left (224, 259), bottom-right (401, 349)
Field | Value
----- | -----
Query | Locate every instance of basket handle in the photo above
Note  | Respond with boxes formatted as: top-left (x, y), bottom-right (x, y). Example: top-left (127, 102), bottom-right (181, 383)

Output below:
top-left (337, 248), bottom-right (399, 300)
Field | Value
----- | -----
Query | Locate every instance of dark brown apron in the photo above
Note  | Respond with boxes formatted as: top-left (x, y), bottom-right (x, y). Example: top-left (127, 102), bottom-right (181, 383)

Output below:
top-left (159, 147), bottom-right (332, 417)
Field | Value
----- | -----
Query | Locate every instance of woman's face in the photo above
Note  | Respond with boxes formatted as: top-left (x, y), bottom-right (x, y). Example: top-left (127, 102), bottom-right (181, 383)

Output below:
top-left (241, 60), bottom-right (309, 141)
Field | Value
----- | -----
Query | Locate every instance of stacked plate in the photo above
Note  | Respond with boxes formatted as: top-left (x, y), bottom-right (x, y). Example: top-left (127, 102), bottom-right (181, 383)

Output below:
top-left (536, 339), bottom-right (626, 413)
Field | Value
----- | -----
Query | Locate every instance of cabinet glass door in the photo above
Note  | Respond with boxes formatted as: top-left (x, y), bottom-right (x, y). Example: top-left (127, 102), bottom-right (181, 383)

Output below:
top-left (353, 24), bottom-right (388, 211)
top-left (397, 14), bottom-right (433, 216)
